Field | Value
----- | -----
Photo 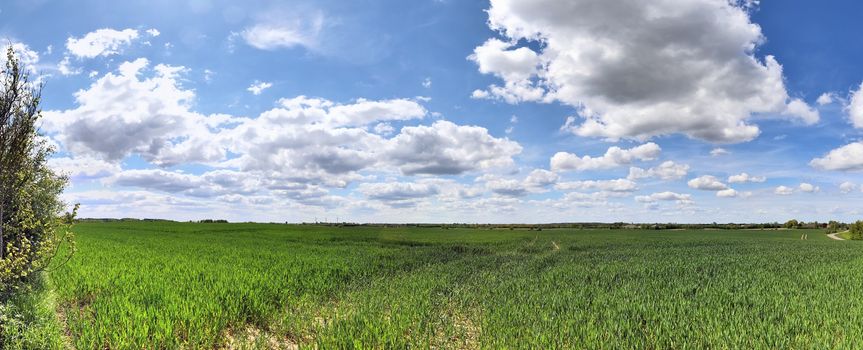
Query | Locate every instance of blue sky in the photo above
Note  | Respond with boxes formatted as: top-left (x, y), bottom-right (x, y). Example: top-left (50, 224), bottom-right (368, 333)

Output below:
top-left (3, 0), bottom-right (863, 223)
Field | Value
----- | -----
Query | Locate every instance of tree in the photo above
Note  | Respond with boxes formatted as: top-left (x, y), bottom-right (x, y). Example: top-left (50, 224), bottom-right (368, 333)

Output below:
top-left (784, 219), bottom-right (799, 229)
top-left (850, 221), bottom-right (863, 240)
top-left (0, 47), bottom-right (76, 292)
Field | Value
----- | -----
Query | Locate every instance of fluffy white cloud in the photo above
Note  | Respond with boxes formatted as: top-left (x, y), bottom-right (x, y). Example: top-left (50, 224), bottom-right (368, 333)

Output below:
top-left (555, 179), bottom-right (637, 193)
top-left (636, 191), bottom-right (692, 204)
top-left (247, 81), bottom-right (272, 95)
top-left (799, 182), bottom-right (819, 193)
top-left (839, 181), bottom-right (857, 194)
top-left (65, 28), bottom-right (154, 58)
top-left (48, 156), bottom-right (120, 178)
top-left (727, 172), bottom-right (766, 183)
top-left (687, 175), bottom-right (729, 191)
top-left (810, 142), bottom-right (863, 171)
top-left (241, 13), bottom-right (324, 50)
top-left (627, 161), bottom-right (689, 181)
top-left (43, 59), bottom-right (226, 165)
top-left (849, 82), bottom-right (863, 128)
top-left (774, 185), bottom-right (794, 195)
top-left (472, 0), bottom-right (817, 143)
top-left (358, 182), bottom-right (439, 207)
top-left (551, 143), bottom-right (660, 172)
top-left (716, 189), bottom-right (738, 198)
top-left (817, 92), bottom-right (834, 106)
top-left (523, 169), bottom-right (559, 188)
top-left (710, 148), bottom-right (730, 157)
top-left (385, 120), bottom-right (522, 175)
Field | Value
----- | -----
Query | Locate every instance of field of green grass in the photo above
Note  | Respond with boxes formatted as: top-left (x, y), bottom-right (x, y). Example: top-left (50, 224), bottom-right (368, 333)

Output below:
top-left (34, 222), bottom-right (863, 348)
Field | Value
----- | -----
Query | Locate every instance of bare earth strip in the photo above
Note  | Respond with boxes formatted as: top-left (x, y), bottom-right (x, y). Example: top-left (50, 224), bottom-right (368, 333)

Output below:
top-left (828, 231), bottom-right (847, 241)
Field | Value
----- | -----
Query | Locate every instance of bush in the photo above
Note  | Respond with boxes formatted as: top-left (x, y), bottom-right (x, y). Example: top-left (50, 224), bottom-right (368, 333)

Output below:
top-left (850, 221), bottom-right (863, 240)
top-left (0, 47), bottom-right (76, 294)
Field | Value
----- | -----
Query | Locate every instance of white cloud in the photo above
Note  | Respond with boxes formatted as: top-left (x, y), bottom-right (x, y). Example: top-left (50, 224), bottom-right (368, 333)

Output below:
top-left (247, 81), bottom-right (273, 95)
top-left (799, 182), bottom-right (819, 193)
top-left (422, 77), bottom-right (432, 88)
top-left (48, 156), bottom-right (120, 178)
top-left (849, 82), bottom-right (863, 128)
top-left (716, 189), bottom-right (738, 198)
top-left (146, 29), bottom-right (160, 37)
top-left (727, 172), bottom-right (766, 183)
top-left (373, 122), bottom-right (395, 136)
top-left (522, 169), bottom-right (559, 188)
top-left (839, 181), bottom-right (857, 194)
top-left (627, 161), bottom-right (689, 181)
top-left (66, 28), bottom-right (140, 58)
top-left (472, 0), bottom-right (817, 143)
top-left (386, 120), bottom-right (522, 175)
top-left (58, 56), bottom-right (81, 76)
top-left (241, 13), bottom-right (324, 50)
top-left (810, 142), bottom-right (863, 171)
top-left (636, 191), bottom-right (692, 204)
top-left (551, 143), bottom-right (660, 172)
top-left (358, 182), bottom-right (439, 207)
top-left (43, 58), bottom-right (226, 165)
top-left (710, 148), bottom-right (730, 157)
top-left (555, 179), bottom-right (637, 193)
top-left (687, 175), bottom-right (728, 191)
top-left (774, 185), bottom-right (794, 195)
top-left (817, 92), bottom-right (834, 106)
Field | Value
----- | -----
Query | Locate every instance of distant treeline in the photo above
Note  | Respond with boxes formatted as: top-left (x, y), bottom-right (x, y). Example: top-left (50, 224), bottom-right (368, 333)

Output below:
top-left (75, 218), bottom-right (852, 231)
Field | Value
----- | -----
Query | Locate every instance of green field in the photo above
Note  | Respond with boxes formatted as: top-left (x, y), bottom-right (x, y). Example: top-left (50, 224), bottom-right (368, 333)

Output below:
top-left (33, 222), bottom-right (863, 348)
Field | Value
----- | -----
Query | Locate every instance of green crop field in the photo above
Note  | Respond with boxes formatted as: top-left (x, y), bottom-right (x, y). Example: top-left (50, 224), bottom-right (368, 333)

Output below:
top-left (33, 222), bottom-right (863, 349)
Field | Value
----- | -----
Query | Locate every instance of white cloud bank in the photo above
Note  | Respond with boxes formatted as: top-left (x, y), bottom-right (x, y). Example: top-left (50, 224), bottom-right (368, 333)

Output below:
top-left (551, 143), bottom-right (660, 172)
top-left (470, 0), bottom-right (818, 143)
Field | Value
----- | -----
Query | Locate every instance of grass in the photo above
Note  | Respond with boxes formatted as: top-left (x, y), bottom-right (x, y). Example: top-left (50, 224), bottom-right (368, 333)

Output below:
top-left (0, 274), bottom-right (66, 350)
top-left (37, 222), bottom-right (863, 348)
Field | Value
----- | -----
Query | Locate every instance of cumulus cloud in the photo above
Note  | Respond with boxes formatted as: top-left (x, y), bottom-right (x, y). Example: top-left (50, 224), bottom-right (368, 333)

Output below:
top-left (849, 82), bottom-right (863, 128)
top-left (42, 59), bottom-right (226, 165)
top-left (774, 185), bottom-right (794, 195)
top-left (358, 182), bottom-right (439, 207)
top-left (687, 175), bottom-right (729, 191)
top-left (65, 28), bottom-right (156, 58)
top-left (799, 182), bottom-right (819, 193)
top-left (247, 81), bottom-right (273, 95)
top-left (716, 189), bottom-right (738, 198)
top-left (48, 156), bottom-right (121, 178)
top-left (551, 143), bottom-right (660, 172)
top-left (810, 142), bottom-right (863, 171)
top-left (727, 172), bottom-right (766, 183)
top-left (555, 179), bottom-right (637, 193)
top-left (817, 92), bottom-right (834, 106)
top-left (839, 181), bottom-right (857, 194)
top-left (635, 191), bottom-right (692, 204)
top-left (471, 0), bottom-right (817, 143)
top-left (627, 161), bottom-right (689, 181)
top-left (710, 148), bottom-right (730, 157)
top-left (385, 120), bottom-right (522, 175)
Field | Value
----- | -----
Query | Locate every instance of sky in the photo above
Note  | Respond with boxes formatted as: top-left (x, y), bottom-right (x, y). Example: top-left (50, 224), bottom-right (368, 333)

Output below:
top-left (2, 0), bottom-right (863, 223)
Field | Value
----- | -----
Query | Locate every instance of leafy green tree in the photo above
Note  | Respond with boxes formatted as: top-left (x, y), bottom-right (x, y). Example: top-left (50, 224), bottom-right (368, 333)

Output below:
top-left (850, 221), bottom-right (863, 240)
top-left (0, 47), bottom-right (76, 293)
top-left (783, 219), bottom-right (799, 229)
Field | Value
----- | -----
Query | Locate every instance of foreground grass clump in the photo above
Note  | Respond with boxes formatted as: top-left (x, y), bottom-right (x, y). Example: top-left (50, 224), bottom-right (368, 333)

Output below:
top-left (48, 222), bottom-right (863, 349)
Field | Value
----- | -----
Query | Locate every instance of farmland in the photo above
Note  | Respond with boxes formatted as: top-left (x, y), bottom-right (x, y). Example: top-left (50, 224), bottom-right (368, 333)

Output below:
top-left (26, 222), bottom-right (863, 348)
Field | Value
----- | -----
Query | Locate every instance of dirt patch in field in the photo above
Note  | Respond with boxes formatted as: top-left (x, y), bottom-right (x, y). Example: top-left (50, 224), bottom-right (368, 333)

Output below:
top-left (431, 306), bottom-right (481, 349)
top-left (220, 325), bottom-right (300, 350)
top-left (55, 305), bottom-right (77, 350)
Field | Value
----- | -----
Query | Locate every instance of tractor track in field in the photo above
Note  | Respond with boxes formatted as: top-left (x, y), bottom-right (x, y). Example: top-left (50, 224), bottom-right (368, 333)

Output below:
top-left (827, 231), bottom-right (847, 241)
